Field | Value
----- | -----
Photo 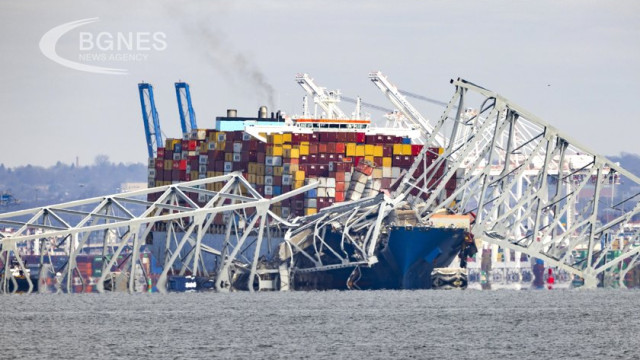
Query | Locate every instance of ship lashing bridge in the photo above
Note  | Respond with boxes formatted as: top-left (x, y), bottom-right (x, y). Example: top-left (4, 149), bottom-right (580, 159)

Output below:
top-left (2, 74), bottom-right (640, 293)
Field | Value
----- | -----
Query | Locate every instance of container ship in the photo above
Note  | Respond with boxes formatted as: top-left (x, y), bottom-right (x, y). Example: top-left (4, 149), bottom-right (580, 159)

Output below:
top-left (144, 86), bottom-right (475, 290)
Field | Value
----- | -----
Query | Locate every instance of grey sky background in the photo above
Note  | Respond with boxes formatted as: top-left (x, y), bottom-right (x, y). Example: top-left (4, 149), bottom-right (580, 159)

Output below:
top-left (0, 0), bottom-right (638, 168)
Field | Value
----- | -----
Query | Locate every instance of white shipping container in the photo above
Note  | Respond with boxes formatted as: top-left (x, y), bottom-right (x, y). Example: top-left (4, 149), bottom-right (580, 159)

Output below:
top-left (326, 188), bottom-right (336, 197)
top-left (272, 157), bottom-right (282, 166)
top-left (233, 143), bottom-right (243, 153)
top-left (208, 142), bottom-right (216, 150)
top-left (319, 177), bottom-right (327, 187)
top-left (282, 207), bottom-right (290, 218)
top-left (265, 166), bottom-right (274, 176)
top-left (345, 172), bottom-right (352, 182)
top-left (148, 168), bottom-right (156, 178)
top-left (233, 153), bottom-right (241, 162)
top-left (243, 132), bottom-right (252, 141)
top-left (318, 188), bottom-right (327, 197)
top-left (282, 175), bottom-right (292, 185)
top-left (265, 186), bottom-right (273, 196)
top-left (199, 165), bottom-right (207, 173)
top-left (382, 167), bottom-right (392, 178)
top-left (217, 133), bottom-right (226, 142)
top-left (392, 167), bottom-right (401, 178)
top-left (224, 162), bottom-right (233, 172)
top-left (199, 155), bottom-right (208, 164)
top-left (265, 176), bottom-right (273, 185)
top-left (305, 198), bottom-right (317, 208)
top-left (326, 178), bottom-right (336, 188)
top-left (265, 156), bottom-right (273, 166)
top-left (173, 153), bottom-right (181, 161)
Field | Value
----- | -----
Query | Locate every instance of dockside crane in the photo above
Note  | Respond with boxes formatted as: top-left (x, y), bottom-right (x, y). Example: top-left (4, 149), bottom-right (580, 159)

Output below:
top-left (369, 71), bottom-right (447, 148)
top-left (138, 83), bottom-right (163, 159)
top-left (175, 82), bottom-right (198, 139)
top-left (295, 73), bottom-right (348, 119)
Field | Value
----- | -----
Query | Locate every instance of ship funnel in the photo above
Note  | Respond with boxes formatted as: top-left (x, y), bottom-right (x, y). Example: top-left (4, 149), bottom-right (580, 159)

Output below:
top-left (258, 106), bottom-right (268, 119)
top-left (227, 109), bottom-right (237, 118)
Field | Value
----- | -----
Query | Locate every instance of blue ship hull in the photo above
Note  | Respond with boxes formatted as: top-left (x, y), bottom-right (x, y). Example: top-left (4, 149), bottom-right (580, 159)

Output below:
top-left (292, 226), bottom-right (467, 290)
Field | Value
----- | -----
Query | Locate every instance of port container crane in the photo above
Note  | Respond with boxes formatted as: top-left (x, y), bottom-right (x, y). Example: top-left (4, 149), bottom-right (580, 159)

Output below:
top-left (369, 71), bottom-right (447, 148)
top-left (175, 82), bottom-right (198, 139)
top-left (295, 73), bottom-right (347, 119)
top-left (138, 83), bottom-right (163, 159)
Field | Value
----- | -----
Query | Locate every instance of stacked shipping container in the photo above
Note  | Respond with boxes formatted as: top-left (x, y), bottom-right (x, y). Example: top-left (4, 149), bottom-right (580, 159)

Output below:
top-left (148, 130), bottom-right (455, 224)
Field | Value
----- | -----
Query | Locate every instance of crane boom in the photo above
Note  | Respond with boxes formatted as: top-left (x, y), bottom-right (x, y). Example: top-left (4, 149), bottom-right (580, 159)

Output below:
top-left (175, 82), bottom-right (198, 139)
top-left (369, 71), bottom-right (447, 148)
top-left (138, 83), bottom-right (163, 159)
top-left (295, 73), bottom-right (347, 119)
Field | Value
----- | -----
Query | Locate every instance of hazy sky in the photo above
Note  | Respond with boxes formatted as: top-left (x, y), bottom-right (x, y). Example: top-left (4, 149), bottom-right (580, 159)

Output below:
top-left (1, 0), bottom-right (639, 167)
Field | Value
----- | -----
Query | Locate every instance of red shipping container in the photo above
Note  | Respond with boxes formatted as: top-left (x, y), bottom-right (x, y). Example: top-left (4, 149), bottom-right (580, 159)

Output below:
top-left (383, 145), bottom-right (393, 157)
top-left (157, 147), bottom-right (165, 158)
top-left (335, 191), bottom-right (345, 202)
top-left (335, 142), bottom-right (345, 154)
top-left (327, 143), bottom-right (336, 153)
top-left (319, 143), bottom-right (328, 154)
top-left (336, 132), bottom-right (347, 142)
top-left (318, 165), bottom-right (328, 177)
top-left (289, 158), bottom-right (300, 165)
top-left (342, 156), bottom-right (353, 163)
top-left (257, 142), bottom-right (267, 153)
top-left (356, 132), bottom-right (366, 143)
top-left (336, 181), bottom-right (345, 192)
top-left (309, 144), bottom-right (318, 154)
top-left (346, 132), bottom-right (356, 142)
top-left (411, 145), bottom-right (423, 156)
top-left (155, 159), bottom-right (164, 170)
top-left (188, 140), bottom-right (198, 151)
top-left (354, 156), bottom-right (364, 166)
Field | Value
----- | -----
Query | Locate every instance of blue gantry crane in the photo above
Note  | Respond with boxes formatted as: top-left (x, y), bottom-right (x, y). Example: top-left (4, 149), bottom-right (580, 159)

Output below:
top-left (175, 82), bottom-right (198, 139)
top-left (138, 83), bottom-right (163, 159)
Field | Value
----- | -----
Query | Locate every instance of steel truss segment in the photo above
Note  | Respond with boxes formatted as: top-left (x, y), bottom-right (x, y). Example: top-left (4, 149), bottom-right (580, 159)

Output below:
top-left (428, 78), bottom-right (640, 287)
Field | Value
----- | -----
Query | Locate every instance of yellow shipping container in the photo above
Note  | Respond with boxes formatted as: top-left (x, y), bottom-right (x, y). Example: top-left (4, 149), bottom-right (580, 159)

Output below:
top-left (293, 180), bottom-right (305, 189)
top-left (365, 156), bottom-right (375, 163)
top-left (283, 133), bottom-right (292, 143)
top-left (272, 134), bottom-right (284, 145)
top-left (215, 171), bottom-right (223, 177)
top-left (164, 160), bottom-right (173, 170)
top-left (257, 165), bottom-right (265, 176)
top-left (294, 170), bottom-right (306, 181)
top-left (355, 145), bottom-right (365, 157)
top-left (299, 144), bottom-right (309, 156)
top-left (247, 173), bottom-right (256, 184)
top-left (374, 145), bottom-right (384, 157)
top-left (305, 208), bottom-right (317, 216)
top-left (393, 144), bottom-right (404, 155)
top-left (382, 157), bottom-right (392, 167)
top-left (346, 143), bottom-right (357, 157)
top-left (290, 148), bottom-right (300, 159)
top-left (289, 164), bottom-right (299, 173)
top-left (207, 171), bottom-right (215, 178)
top-left (268, 146), bottom-right (283, 156)
top-left (283, 144), bottom-right (292, 150)
top-left (257, 176), bottom-right (265, 185)
top-left (364, 144), bottom-right (375, 156)
top-left (191, 171), bottom-right (198, 179)
top-left (217, 141), bottom-right (226, 151)
top-left (300, 141), bottom-right (310, 146)
top-left (225, 153), bottom-right (233, 162)
top-left (274, 166), bottom-right (284, 176)
top-left (402, 144), bottom-right (412, 155)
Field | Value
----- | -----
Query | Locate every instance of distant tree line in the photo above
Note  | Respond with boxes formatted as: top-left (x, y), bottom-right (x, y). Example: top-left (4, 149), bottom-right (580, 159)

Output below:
top-left (0, 155), bottom-right (146, 213)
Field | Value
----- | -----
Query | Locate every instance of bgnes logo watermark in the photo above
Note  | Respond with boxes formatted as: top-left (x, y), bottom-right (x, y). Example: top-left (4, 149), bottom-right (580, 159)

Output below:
top-left (39, 18), bottom-right (167, 75)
